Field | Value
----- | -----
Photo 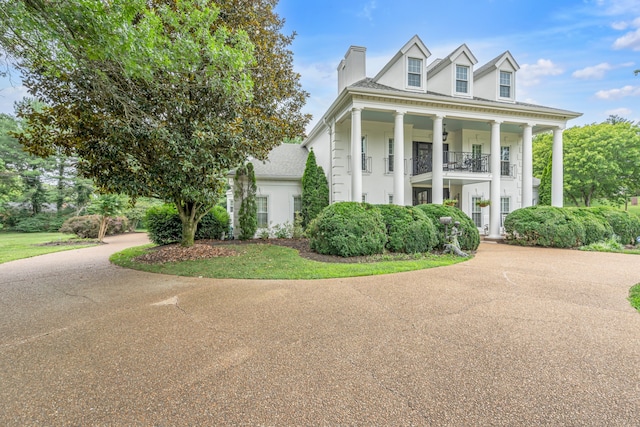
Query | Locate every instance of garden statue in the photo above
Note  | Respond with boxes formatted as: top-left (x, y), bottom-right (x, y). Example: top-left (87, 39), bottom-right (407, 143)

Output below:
top-left (440, 217), bottom-right (469, 257)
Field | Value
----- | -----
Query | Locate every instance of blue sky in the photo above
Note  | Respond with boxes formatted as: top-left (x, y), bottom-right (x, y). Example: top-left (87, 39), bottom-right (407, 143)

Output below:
top-left (1, 0), bottom-right (639, 134)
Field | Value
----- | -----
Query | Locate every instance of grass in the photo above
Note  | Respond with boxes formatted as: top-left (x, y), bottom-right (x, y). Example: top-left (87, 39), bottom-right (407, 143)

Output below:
top-left (110, 243), bottom-right (468, 280)
top-left (629, 284), bottom-right (640, 313)
top-left (0, 232), bottom-right (98, 264)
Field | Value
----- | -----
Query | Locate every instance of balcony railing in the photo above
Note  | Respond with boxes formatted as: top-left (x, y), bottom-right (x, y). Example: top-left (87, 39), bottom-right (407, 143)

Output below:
top-left (413, 151), bottom-right (491, 175)
top-left (347, 154), bottom-right (372, 174)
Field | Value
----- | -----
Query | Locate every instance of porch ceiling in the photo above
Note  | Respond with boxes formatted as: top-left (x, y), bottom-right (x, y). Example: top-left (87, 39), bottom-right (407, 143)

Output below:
top-left (410, 172), bottom-right (492, 186)
top-left (360, 110), bottom-right (539, 134)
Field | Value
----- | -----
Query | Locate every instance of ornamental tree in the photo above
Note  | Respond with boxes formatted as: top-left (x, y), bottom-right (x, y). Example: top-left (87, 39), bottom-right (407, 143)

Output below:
top-left (0, 0), bottom-right (309, 246)
top-left (301, 149), bottom-right (329, 228)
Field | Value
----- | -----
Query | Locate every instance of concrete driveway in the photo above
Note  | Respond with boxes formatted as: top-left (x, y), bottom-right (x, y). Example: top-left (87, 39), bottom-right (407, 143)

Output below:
top-left (0, 234), bottom-right (639, 425)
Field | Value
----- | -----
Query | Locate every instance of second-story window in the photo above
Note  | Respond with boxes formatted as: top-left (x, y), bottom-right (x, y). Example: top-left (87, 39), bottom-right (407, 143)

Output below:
top-left (500, 71), bottom-right (512, 98)
top-left (408, 58), bottom-right (422, 87)
top-left (455, 65), bottom-right (469, 93)
top-left (387, 138), bottom-right (394, 173)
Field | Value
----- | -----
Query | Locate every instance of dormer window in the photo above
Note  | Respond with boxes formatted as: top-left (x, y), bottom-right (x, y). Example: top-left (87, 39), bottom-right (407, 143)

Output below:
top-left (407, 57), bottom-right (422, 87)
top-left (455, 65), bottom-right (469, 94)
top-left (500, 71), bottom-right (512, 98)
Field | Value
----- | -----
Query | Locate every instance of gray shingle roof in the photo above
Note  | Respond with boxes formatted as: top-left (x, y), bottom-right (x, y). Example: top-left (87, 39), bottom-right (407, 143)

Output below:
top-left (248, 143), bottom-right (309, 179)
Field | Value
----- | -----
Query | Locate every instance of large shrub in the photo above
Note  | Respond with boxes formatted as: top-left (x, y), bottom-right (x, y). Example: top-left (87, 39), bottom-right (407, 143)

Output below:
top-left (590, 207), bottom-right (640, 245)
top-left (308, 202), bottom-right (386, 257)
top-left (145, 204), bottom-right (229, 245)
top-left (375, 204), bottom-right (438, 253)
top-left (503, 206), bottom-right (586, 248)
top-left (14, 213), bottom-right (69, 233)
top-left (59, 214), bottom-right (129, 238)
top-left (568, 208), bottom-right (613, 245)
top-left (414, 204), bottom-right (480, 251)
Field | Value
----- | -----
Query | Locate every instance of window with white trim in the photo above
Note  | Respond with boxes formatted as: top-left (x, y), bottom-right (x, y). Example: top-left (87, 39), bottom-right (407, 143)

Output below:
top-left (292, 195), bottom-right (301, 221)
top-left (362, 193), bottom-right (367, 203)
top-left (256, 196), bottom-right (268, 228)
top-left (455, 65), bottom-right (469, 94)
top-left (361, 135), bottom-right (368, 172)
top-left (471, 196), bottom-right (482, 228)
top-left (500, 146), bottom-right (510, 176)
top-left (499, 71), bottom-right (512, 98)
top-left (388, 194), bottom-right (393, 204)
top-left (407, 58), bottom-right (422, 87)
top-left (387, 138), bottom-right (394, 173)
top-left (500, 197), bottom-right (510, 226)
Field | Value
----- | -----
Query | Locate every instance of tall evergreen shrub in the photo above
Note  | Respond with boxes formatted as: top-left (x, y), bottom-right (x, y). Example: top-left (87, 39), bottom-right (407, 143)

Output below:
top-left (301, 149), bottom-right (329, 228)
top-left (235, 162), bottom-right (257, 240)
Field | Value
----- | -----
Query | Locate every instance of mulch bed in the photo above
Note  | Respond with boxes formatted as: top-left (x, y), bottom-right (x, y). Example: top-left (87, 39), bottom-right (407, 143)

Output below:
top-left (135, 238), bottom-right (375, 264)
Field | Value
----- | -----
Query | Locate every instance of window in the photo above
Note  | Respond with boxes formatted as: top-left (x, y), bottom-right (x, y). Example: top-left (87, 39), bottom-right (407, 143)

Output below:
top-left (388, 194), bottom-right (394, 204)
top-left (361, 136), bottom-right (370, 172)
top-left (256, 196), bottom-right (268, 228)
top-left (471, 196), bottom-right (482, 228)
top-left (499, 71), bottom-right (512, 98)
top-left (292, 195), bottom-right (301, 221)
top-left (362, 193), bottom-right (367, 203)
top-left (387, 138), bottom-right (394, 173)
top-left (455, 65), bottom-right (469, 93)
top-left (500, 146), bottom-right (510, 176)
top-left (500, 197), bottom-right (510, 226)
top-left (408, 58), bottom-right (422, 87)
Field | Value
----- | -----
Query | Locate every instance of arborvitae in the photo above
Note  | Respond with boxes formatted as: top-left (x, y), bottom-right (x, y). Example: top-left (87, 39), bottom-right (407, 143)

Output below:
top-left (235, 162), bottom-right (257, 239)
top-left (301, 149), bottom-right (328, 228)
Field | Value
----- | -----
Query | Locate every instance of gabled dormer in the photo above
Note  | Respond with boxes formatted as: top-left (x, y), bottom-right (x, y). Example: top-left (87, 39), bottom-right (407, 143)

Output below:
top-left (473, 51), bottom-right (520, 102)
top-left (426, 44), bottom-right (478, 98)
top-left (373, 35), bottom-right (431, 93)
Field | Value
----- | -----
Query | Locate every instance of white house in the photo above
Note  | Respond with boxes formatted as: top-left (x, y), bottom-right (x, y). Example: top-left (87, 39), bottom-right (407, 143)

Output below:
top-left (228, 35), bottom-right (581, 239)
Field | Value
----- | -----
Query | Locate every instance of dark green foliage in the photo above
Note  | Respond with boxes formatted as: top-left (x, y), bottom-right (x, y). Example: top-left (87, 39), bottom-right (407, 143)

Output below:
top-left (59, 214), bottom-right (129, 238)
top-left (375, 204), bottom-right (438, 253)
top-left (145, 204), bottom-right (230, 245)
top-left (301, 150), bottom-right (329, 228)
top-left (503, 206), bottom-right (586, 248)
top-left (568, 208), bottom-right (614, 245)
top-left (590, 207), bottom-right (640, 245)
top-left (14, 213), bottom-right (69, 233)
top-left (414, 204), bottom-right (480, 251)
top-left (144, 205), bottom-right (183, 245)
top-left (195, 206), bottom-right (231, 240)
top-left (308, 202), bottom-right (386, 257)
top-left (235, 163), bottom-right (257, 240)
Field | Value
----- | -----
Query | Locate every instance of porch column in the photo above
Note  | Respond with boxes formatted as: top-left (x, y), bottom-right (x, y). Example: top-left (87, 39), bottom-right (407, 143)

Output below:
top-left (351, 108), bottom-right (362, 202)
top-left (521, 123), bottom-right (534, 207)
top-left (432, 115), bottom-right (444, 205)
top-left (552, 126), bottom-right (564, 207)
top-left (489, 120), bottom-right (502, 238)
top-left (326, 119), bottom-right (336, 204)
top-left (393, 111), bottom-right (405, 205)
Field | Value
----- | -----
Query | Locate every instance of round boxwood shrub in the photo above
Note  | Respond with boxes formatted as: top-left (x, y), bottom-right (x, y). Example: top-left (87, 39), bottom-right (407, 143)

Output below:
top-left (503, 206), bottom-right (586, 248)
top-left (59, 215), bottom-right (129, 238)
top-left (568, 208), bottom-right (613, 245)
top-left (145, 204), bottom-right (230, 245)
top-left (308, 202), bottom-right (386, 257)
top-left (590, 207), bottom-right (640, 245)
top-left (414, 204), bottom-right (480, 251)
top-left (375, 204), bottom-right (438, 253)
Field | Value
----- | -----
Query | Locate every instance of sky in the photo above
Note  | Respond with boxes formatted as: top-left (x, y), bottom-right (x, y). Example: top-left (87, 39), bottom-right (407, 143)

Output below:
top-left (0, 0), bottom-right (639, 134)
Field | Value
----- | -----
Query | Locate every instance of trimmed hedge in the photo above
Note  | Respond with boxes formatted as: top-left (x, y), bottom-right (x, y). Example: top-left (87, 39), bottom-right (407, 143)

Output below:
top-left (414, 204), bottom-right (480, 251)
top-left (568, 208), bottom-right (613, 245)
top-left (375, 204), bottom-right (438, 253)
top-left (15, 213), bottom-right (69, 233)
top-left (59, 215), bottom-right (129, 238)
top-left (590, 207), bottom-right (640, 245)
top-left (145, 205), bottom-right (230, 245)
top-left (308, 202), bottom-right (386, 257)
top-left (503, 206), bottom-right (586, 247)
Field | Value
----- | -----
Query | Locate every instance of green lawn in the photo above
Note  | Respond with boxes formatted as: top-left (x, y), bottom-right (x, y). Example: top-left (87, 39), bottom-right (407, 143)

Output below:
top-left (110, 243), bottom-right (468, 280)
top-left (629, 284), bottom-right (640, 313)
top-left (0, 232), bottom-right (98, 264)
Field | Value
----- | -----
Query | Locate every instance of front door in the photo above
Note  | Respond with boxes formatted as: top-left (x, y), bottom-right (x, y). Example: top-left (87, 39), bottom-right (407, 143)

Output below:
top-left (412, 187), bottom-right (450, 205)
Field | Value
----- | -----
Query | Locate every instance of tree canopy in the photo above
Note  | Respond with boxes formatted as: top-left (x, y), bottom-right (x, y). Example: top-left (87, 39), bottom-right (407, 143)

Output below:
top-left (533, 118), bottom-right (640, 207)
top-left (0, 0), bottom-right (309, 246)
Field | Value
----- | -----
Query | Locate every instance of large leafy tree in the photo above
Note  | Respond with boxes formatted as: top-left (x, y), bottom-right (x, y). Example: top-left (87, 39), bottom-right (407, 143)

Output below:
top-left (0, 0), bottom-right (309, 246)
top-left (533, 118), bottom-right (640, 207)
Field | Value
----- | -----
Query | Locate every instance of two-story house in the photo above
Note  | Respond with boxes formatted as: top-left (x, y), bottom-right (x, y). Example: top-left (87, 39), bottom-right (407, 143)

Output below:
top-left (302, 35), bottom-right (581, 238)
top-left (228, 35), bottom-right (582, 239)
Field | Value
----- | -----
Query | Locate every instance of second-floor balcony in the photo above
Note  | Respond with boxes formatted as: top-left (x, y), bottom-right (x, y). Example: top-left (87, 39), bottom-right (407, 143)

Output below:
top-left (413, 151), bottom-right (514, 176)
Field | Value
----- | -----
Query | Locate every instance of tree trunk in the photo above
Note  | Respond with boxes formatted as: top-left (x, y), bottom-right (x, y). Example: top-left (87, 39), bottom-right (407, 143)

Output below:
top-left (98, 216), bottom-right (108, 242)
top-left (56, 159), bottom-right (65, 213)
top-left (176, 200), bottom-right (204, 247)
top-left (181, 217), bottom-right (197, 247)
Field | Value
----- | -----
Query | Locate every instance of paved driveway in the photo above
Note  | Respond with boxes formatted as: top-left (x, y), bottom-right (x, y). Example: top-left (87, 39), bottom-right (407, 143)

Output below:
top-left (1, 234), bottom-right (639, 425)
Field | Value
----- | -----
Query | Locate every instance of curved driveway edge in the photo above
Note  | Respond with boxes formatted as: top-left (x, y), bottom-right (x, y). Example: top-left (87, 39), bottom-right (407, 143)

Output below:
top-left (1, 236), bottom-right (639, 425)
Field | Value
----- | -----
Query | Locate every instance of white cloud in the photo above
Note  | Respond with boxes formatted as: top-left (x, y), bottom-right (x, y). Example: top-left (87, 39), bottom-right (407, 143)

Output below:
top-left (612, 21), bottom-right (629, 30)
top-left (613, 27), bottom-right (640, 50)
top-left (572, 62), bottom-right (613, 79)
top-left (595, 85), bottom-right (640, 99)
top-left (596, 0), bottom-right (640, 16)
top-left (357, 1), bottom-right (377, 22)
top-left (519, 59), bottom-right (564, 87)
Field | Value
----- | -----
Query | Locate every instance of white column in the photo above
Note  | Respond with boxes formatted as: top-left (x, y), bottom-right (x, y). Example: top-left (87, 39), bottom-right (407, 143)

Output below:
top-left (521, 124), bottom-right (534, 208)
top-left (393, 112), bottom-right (405, 205)
top-left (432, 115), bottom-right (444, 205)
top-left (489, 120), bottom-right (502, 238)
top-left (351, 108), bottom-right (362, 203)
top-left (552, 126), bottom-right (564, 207)
top-left (327, 119), bottom-right (335, 204)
